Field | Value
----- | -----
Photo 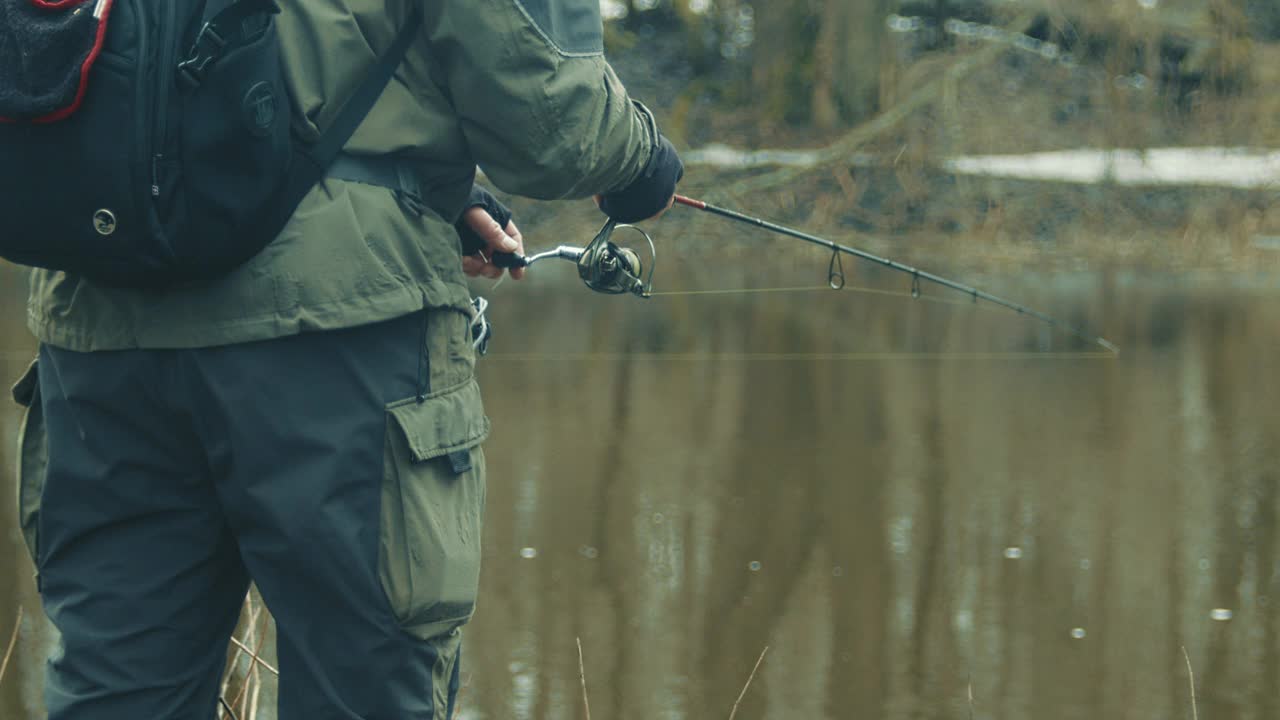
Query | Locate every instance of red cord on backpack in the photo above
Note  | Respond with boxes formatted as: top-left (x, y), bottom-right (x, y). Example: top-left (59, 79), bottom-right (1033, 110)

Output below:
top-left (0, 0), bottom-right (115, 124)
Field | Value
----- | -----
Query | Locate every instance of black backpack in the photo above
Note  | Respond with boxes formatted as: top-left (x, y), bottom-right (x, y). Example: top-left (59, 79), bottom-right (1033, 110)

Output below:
top-left (0, 0), bottom-right (422, 287)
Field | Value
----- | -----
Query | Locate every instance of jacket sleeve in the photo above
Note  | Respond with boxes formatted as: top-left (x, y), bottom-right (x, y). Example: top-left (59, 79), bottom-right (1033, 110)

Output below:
top-left (421, 0), bottom-right (656, 200)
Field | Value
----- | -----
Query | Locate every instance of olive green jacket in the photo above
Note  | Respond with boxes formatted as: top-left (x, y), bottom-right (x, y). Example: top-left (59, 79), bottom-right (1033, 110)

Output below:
top-left (27, 0), bottom-right (655, 350)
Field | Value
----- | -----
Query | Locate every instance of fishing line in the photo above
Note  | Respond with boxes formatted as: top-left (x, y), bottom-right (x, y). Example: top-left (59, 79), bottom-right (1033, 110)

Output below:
top-left (648, 284), bottom-right (980, 306)
top-left (483, 351), bottom-right (1117, 362)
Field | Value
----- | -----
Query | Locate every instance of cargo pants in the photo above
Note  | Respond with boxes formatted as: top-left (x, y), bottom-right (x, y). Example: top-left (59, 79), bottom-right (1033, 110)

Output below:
top-left (11, 308), bottom-right (488, 720)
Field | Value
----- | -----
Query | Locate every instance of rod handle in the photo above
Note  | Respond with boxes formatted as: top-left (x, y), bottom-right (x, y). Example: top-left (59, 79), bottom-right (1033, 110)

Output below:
top-left (490, 252), bottom-right (528, 269)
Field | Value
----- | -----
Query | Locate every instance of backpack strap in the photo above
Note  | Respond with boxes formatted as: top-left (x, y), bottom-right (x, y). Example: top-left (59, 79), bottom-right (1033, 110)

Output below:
top-left (260, 5), bottom-right (426, 243)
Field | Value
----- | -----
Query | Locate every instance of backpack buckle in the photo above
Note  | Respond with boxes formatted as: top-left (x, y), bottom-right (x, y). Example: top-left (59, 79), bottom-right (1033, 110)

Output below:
top-left (177, 23), bottom-right (228, 89)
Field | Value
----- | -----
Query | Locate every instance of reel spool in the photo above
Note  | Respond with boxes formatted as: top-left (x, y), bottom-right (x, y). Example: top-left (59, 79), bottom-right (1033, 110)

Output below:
top-left (576, 220), bottom-right (656, 298)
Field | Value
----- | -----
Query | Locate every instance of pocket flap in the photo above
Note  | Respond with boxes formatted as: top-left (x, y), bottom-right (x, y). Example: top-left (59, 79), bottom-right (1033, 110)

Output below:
top-left (387, 378), bottom-right (489, 462)
top-left (11, 358), bottom-right (39, 407)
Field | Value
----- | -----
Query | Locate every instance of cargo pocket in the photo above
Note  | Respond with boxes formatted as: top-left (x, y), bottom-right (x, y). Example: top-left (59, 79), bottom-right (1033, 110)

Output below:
top-left (11, 359), bottom-right (45, 570)
top-left (379, 376), bottom-right (489, 641)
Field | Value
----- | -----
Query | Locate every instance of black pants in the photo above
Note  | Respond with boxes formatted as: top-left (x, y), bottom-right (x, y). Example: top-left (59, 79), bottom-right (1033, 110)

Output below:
top-left (21, 310), bottom-right (488, 719)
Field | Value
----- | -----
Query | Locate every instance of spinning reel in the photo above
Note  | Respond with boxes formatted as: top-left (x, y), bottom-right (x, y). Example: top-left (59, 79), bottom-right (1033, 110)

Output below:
top-left (469, 220), bottom-right (657, 356)
top-left (491, 219), bottom-right (656, 298)
top-left (572, 220), bottom-right (653, 297)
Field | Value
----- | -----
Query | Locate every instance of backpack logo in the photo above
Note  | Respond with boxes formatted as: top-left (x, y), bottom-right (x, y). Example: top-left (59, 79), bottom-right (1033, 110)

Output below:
top-left (93, 209), bottom-right (117, 236)
top-left (242, 82), bottom-right (277, 137)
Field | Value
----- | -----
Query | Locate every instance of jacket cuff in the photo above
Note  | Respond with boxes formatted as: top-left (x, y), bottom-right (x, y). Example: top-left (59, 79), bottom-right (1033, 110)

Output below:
top-left (631, 100), bottom-right (662, 176)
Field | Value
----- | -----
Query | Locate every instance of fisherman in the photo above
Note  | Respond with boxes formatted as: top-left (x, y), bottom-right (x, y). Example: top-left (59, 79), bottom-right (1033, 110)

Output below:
top-left (9, 1), bottom-right (682, 718)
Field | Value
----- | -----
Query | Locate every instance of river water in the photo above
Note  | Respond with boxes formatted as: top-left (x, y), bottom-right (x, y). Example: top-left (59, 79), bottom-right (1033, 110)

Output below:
top-left (1, 256), bottom-right (1277, 719)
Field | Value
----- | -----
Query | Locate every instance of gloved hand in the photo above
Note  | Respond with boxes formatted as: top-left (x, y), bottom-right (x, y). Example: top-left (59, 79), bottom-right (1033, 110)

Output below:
top-left (598, 134), bottom-right (684, 224)
top-left (456, 185), bottom-right (513, 256)
top-left (456, 185), bottom-right (525, 280)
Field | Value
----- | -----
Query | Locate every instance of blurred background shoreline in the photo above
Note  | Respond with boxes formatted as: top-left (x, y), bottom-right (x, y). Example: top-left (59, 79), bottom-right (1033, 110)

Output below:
top-left (582, 0), bottom-right (1280, 274)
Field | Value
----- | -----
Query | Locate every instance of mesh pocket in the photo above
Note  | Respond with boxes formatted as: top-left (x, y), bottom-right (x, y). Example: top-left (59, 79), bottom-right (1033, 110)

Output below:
top-left (0, 0), bottom-right (115, 122)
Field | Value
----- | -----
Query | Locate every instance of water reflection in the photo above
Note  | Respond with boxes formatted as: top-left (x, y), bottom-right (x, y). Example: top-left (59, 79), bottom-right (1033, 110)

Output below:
top-left (1, 263), bottom-right (1277, 720)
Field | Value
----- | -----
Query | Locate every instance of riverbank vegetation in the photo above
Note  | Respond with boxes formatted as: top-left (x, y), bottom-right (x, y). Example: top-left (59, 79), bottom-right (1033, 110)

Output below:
top-left (591, 0), bottom-right (1280, 273)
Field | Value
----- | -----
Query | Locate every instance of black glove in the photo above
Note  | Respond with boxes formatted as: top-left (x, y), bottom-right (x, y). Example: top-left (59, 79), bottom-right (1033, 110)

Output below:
top-left (598, 134), bottom-right (684, 224)
top-left (456, 184), bottom-right (513, 256)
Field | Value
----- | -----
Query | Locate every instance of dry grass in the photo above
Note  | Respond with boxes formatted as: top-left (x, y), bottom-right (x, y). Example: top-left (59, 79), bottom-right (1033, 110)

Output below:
top-left (1182, 646), bottom-right (1200, 720)
top-left (228, 636), bottom-right (279, 677)
top-left (565, 635), bottom-right (762, 717)
top-left (0, 607), bottom-right (22, 691)
top-left (967, 671), bottom-right (975, 720)
top-left (4, 605), bottom-right (1211, 719)
top-left (728, 646), bottom-right (769, 720)
top-left (218, 590), bottom-right (274, 720)
top-left (577, 637), bottom-right (592, 720)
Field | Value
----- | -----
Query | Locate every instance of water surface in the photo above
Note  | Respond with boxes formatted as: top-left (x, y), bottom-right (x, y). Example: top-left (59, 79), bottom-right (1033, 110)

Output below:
top-left (2, 261), bottom-right (1277, 720)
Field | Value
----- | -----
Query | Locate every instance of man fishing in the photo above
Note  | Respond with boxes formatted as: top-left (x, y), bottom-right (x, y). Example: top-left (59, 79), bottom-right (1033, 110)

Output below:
top-left (8, 0), bottom-right (682, 718)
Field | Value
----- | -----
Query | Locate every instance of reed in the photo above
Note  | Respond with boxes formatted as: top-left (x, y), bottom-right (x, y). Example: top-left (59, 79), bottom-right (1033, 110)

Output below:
top-left (728, 646), bottom-right (769, 720)
top-left (218, 589), bottom-right (275, 720)
top-left (1182, 646), bottom-right (1200, 720)
top-left (0, 607), bottom-right (22, 691)
top-left (577, 637), bottom-right (592, 720)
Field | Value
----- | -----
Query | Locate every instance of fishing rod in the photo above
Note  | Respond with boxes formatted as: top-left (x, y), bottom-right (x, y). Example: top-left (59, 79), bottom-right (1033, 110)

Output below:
top-left (482, 195), bottom-right (1119, 354)
top-left (672, 195), bottom-right (1118, 353)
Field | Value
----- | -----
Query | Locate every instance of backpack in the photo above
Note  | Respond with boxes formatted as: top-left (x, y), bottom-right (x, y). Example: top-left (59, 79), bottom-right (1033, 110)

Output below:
top-left (0, 0), bottom-right (422, 288)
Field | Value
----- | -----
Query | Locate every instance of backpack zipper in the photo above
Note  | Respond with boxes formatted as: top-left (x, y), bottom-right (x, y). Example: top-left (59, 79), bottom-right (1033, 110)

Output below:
top-left (151, 0), bottom-right (176, 198)
top-left (129, 0), bottom-right (152, 203)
